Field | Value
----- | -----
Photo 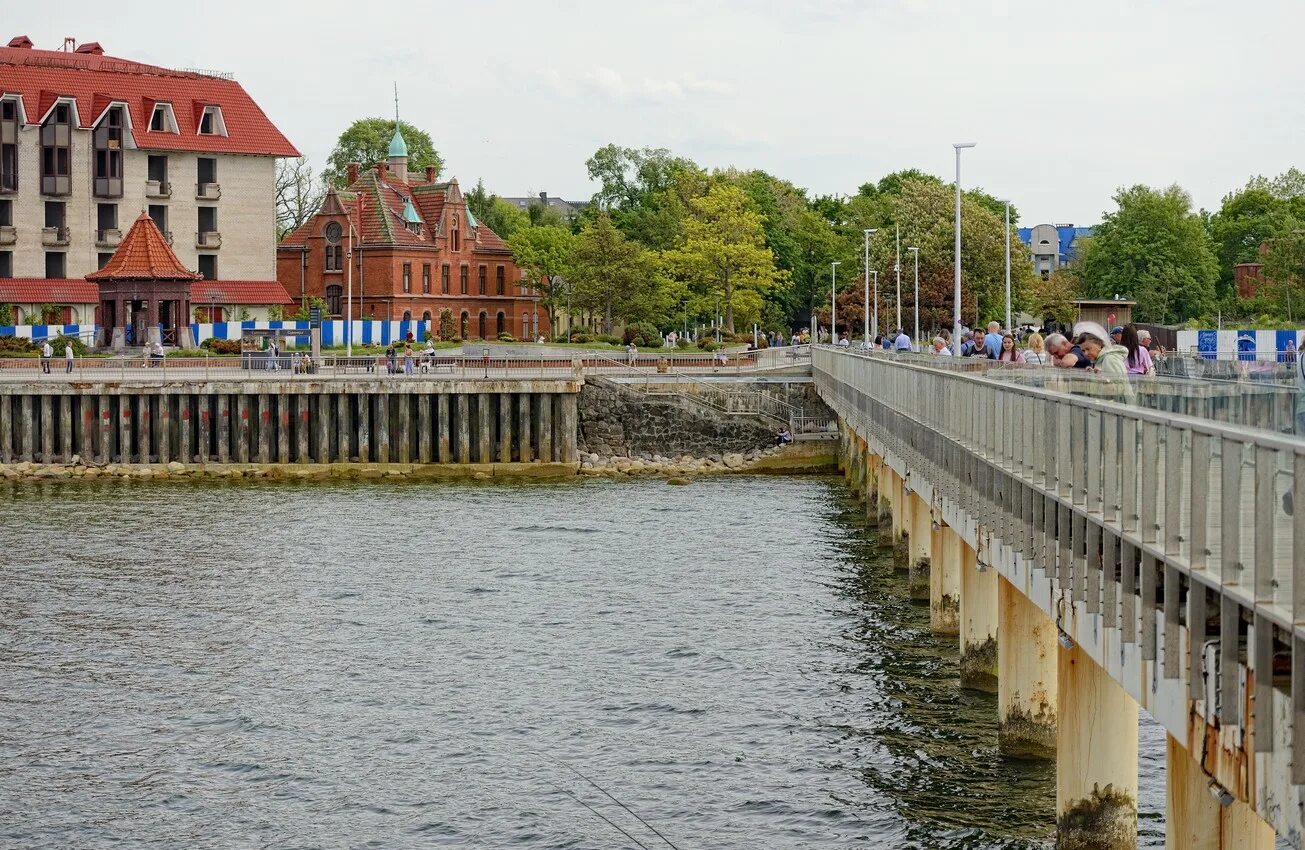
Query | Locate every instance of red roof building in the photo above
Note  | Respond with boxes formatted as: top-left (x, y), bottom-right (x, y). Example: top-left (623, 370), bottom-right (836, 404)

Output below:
top-left (278, 135), bottom-right (549, 341)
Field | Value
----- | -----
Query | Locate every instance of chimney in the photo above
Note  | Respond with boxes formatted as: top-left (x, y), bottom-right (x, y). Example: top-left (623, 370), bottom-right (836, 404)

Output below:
top-left (539, 191), bottom-right (547, 204)
top-left (425, 165), bottom-right (437, 183)
top-left (346, 162), bottom-right (359, 184)
top-left (375, 161), bottom-right (388, 178)
top-left (7, 35), bottom-right (33, 49)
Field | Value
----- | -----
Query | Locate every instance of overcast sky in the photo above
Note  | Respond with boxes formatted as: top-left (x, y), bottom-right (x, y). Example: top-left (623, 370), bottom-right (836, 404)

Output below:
top-left (13, 0), bottom-right (1305, 226)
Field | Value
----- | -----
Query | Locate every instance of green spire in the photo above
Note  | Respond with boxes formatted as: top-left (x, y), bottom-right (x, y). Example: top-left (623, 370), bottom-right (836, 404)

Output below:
top-left (402, 197), bottom-right (421, 224)
top-left (388, 82), bottom-right (408, 158)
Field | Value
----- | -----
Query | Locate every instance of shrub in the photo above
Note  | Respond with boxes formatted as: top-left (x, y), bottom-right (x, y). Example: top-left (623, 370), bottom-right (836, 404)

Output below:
top-left (701, 340), bottom-right (719, 352)
top-left (267, 305), bottom-right (284, 321)
top-left (676, 337), bottom-right (690, 350)
top-left (438, 308), bottom-right (456, 341)
top-left (0, 303), bottom-right (13, 326)
top-left (50, 334), bottom-right (87, 357)
top-left (0, 336), bottom-right (38, 353)
top-left (554, 333), bottom-right (571, 343)
top-left (571, 332), bottom-right (593, 344)
top-left (623, 321), bottom-right (663, 348)
top-left (596, 334), bottom-right (621, 345)
top-left (200, 338), bottom-right (242, 355)
top-left (497, 332), bottom-right (516, 342)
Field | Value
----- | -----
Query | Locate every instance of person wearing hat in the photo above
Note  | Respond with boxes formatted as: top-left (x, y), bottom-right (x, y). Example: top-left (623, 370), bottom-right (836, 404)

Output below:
top-left (1110, 326), bottom-right (1124, 345)
top-left (1075, 320), bottom-right (1132, 401)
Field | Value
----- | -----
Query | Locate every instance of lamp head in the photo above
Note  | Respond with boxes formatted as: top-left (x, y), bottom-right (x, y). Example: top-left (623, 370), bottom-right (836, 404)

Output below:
top-left (953, 142), bottom-right (977, 150)
top-left (907, 246), bottom-right (919, 253)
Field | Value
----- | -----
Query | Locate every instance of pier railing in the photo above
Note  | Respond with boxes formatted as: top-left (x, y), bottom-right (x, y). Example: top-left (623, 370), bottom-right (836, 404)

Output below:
top-left (814, 344), bottom-right (1305, 779)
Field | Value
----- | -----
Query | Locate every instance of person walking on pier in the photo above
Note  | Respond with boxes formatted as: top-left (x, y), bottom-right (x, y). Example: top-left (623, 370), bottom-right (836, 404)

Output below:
top-left (894, 328), bottom-right (911, 352)
top-left (386, 345), bottom-right (397, 375)
top-left (64, 341), bottom-right (74, 374)
top-left (403, 345), bottom-right (415, 376)
top-left (40, 340), bottom-right (52, 374)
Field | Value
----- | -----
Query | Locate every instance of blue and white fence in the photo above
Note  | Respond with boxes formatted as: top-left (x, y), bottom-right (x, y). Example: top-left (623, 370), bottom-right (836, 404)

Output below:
top-left (191, 319), bottom-right (431, 348)
top-left (1177, 328), bottom-right (1305, 360)
top-left (0, 324), bottom-right (97, 342)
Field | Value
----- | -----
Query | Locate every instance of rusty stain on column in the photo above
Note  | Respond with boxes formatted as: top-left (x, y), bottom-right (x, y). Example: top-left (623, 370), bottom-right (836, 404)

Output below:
top-left (236, 395), bottom-right (251, 464)
top-left (99, 394), bottom-right (112, 464)
top-left (358, 393), bottom-right (371, 463)
top-left (59, 394), bottom-right (74, 462)
top-left (316, 393), bottom-right (332, 463)
top-left (179, 395), bottom-right (192, 464)
top-left (157, 394), bottom-right (171, 464)
top-left (336, 393), bottom-right (350, 462)
top-left (257, 394), bottom-right (271, 464)
top-left (117, 394), bottom-right (132, 463)
top-left (296, 395), bottom-right (310, 463)
top-left (0, 395), bottom-right (11, 463)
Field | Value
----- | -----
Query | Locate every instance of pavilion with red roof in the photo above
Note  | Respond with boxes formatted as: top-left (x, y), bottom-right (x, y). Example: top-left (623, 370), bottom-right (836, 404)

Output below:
top-left (87, 212), bottom-right (200, 346)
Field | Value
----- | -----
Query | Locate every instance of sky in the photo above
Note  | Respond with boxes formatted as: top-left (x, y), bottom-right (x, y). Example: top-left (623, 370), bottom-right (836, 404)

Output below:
top-left (11, 0), bottom-right (1305, 227)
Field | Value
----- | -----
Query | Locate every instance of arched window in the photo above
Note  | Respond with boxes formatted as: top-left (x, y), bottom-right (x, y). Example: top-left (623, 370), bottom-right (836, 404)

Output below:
top-left (478, 265), bottom-right (487, 295)
top-left (459, 265), bottom-right (468, 294)
top-left (522, 313), bottom-right (529, 340)
top-left (460, 311), bottom-right (470, 339)
top-left (478, 312), bottom-right (487, 340)
top-left (422, 310), bottom-right (432, 322)
top-left (402, 310), bottom-right (412, 321)
top-left (326, 284), bottom-right (342, 316)
top-left (496, 311), bottom-right (505, 336)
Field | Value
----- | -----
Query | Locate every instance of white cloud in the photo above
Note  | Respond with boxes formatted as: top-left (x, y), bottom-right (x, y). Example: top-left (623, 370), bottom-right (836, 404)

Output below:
top-left (559, 66), bottom-right (736, 105)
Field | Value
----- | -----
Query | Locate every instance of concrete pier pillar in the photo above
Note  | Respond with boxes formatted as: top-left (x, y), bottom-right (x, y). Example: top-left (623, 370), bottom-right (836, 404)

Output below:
top-left (179, 396), bottom-right (192, 465)
top-left (437, 394), bottom-right (451, 463)
top-left (908, 491), bottom-right (932, 600)
top-left (418, 394), bottom-right (433, 463)
top-left (498, 393), bottom-right (513, 463)
top-left (864, 451), bottom-right (879, 525)
top-left (376, 395), bottom-right (390, 463)
top-left (278, 396), bottom-right (291, 464)
top-left (456, 394), bottom-right (470, 464)
top-left (79, 396), bottom-right (96, 461)
top-left (517, 393), bottom-right (532, 463)
top-left (236, 395), bottom-right (251, 464)
top-left (39, 395), bottom-right (53, 461)
top-left (876, 460), bottom-right (892, 538)
top-left (998, 575), bottom-right (1057, 758)
top-left (197, 397), bottom-right (211, 463)
top-left (336, 393), bottom-right (350, 462)
top-left (136, 395), bottom-right (151, 463)
top-left (59, 395), bottom-right (73, 462)
top-left (217, 395), bottom-right (231, 463)
top-left (157, 395), bottom-right (171, 464)
top-left (1056, 641), bottom-right (1137, 849)
top-left (538, 393), bottom-right (554, 462)
top-left (256, 394), bottom-right (271, 464)
top-left (316, 394), bottom-right (332, 463)
top-left (18, 395), bottom-right (33, 461)
top-left (98, 394), bottom-right (112, 464)
top-left (559, 394), bottom-right (578, 463)
top-left (893, 475), bottom-right (911, 569)
top-left (478, 393), bottom-right (493, 463)
top-left (931, 522), bottom-right (961, 634)
top-left (117, 395), bottom-right (132, 463)
top-left (397, 394), bottom-right (410, 464)
top-left (0, 397), bottom-right (11, 463)
top-left (296, 395), bottom-right (310, 463)
top-left (1164, 733), bottom-right (1274, 849)
top-left (358, 394), bottom-right (372, 463)
top-left (959, 538), bottom-right (998, 692)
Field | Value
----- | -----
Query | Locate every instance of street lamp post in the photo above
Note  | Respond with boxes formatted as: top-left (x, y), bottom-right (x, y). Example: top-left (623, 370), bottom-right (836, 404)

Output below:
top-left (863, 228), bottom-right (876, 346)
top-left (1001, 198), bottom-right (1011, 331)
top-left (952, 142), bottom-right (976, 355)
top-left (894, 224), bottom-right (901, 334)
top-left (830, 261), bottom-right (841, 344)
top-left (907, 246), bottom-right (920, 349)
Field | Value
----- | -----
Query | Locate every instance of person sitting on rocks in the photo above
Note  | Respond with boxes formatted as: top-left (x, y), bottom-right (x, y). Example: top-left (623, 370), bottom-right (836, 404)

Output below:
top-left (776, 428), bottom-right (792, 445)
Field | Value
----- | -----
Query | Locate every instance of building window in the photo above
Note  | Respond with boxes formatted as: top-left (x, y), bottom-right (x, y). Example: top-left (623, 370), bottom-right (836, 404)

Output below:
top-left (0, 99), bottom-right (18, 193)
top-left (147, 154), bottom-right (170, 196)
top-left (326, 284), bottom-right (342, 316)
top-left (0, 199), bottom-right (10, 226)
top-left (496, 265), bottom-right (505, 295)
top-left (198, 206), bottom-right (217, 236)
top-left (45, 201), bottom-right (65, 229)
top-left (324, 245), bottom-right (342, 271)
top-left (459, 265), bottom-right (468, 295)
top-left (522, 313), bottom-right (529, 340)
top-left (40, 102), bottom-right (72, 196)
top-left (149, 103), bottom-right (178, 133)
top-left (478, 265), bottom-right (487, 295)
top-left (198, 254), bottom-right (216, 280)
top-left (478, 311), bottom-right (487, 339)
top-left (198, 157), bottom-right (217, 189)
top-left (460, 311), bottom-right (469, 338)
top-left (422, 263), bottom-right (431, 293)
top-left (402, 310), bottom-right (412, 322)
top-left (496, 311), bottom-right (505, 337)
top-left (45, 251), bottom-right (66, 278)
top-left (451, 214), bottom-right (460, 252)
top-left (422, 310), bottom-right (432, 323)
top-left (148, 204), bottom-right (168, 238)
top-left (97, 252), bottom-right (112, 270)
top-left (93, 105), bottom-right (124, 197)
top-left (0, 250), bottom-right (11, 277)
top-left (402, 262), bottom-right (412, 293)
top-left (198, 106), bottom-right (227, 136)
top-left (441, 264), bottom-right (450, 294)
top-left (97, 203), bottom-right (117, 242)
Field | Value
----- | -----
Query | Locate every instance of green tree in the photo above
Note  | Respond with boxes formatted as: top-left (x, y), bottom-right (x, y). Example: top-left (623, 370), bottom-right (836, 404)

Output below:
top-left (507, 226), bottom-right (577, 332)
top-left (664, 183), bottom-right (784, 334)
top-left (466, 180), bottom-right (530, 240)
top-left (1260, 229), bottom-right (1305, 322)
top-left (1082, 185), bottom-right (1218, 324)
top-left (324, 119), bottom-right (444, 187)
top-left (568, 214), bottom-right (652, 334)
top-left (583, 144), bottom-right (705, 249)
top-left (1208, 185), bottom-right (1296, 299)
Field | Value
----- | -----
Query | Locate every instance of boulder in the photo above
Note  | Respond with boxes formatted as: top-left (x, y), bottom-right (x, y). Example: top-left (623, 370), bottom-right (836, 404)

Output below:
top-left (722, 453), bottom-right (745, 469)
top-left (167, 461), bottom-right (186, 473)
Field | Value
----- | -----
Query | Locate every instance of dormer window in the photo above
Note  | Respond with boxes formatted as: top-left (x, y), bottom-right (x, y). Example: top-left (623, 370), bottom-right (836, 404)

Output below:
top-left (40, 101), bottom-right (73, 196)
top-left (198, 105), bottom-right (226, 136)
top-left (149, 103), bottom-right (178, 133)
top-left (93, 106), bottom-right (125, 198)
top-left (0, 98), bottom-right (19, 193)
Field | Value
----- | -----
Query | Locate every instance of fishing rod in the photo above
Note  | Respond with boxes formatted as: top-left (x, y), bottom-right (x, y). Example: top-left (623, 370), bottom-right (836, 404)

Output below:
top-left (541, 752), bottom-right (683, 850)
top-left (545, 777), bottom-right (651, 850)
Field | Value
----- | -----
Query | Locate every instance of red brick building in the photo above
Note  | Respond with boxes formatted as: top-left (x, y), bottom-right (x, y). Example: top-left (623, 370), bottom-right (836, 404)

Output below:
top-left (277, 129), bottom-right (548, 340)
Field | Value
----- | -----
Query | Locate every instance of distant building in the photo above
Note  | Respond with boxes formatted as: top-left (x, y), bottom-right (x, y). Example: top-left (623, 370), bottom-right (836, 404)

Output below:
top-left (1234, 262), bottom-right (1265, 299)
top-left (502, 191), bottom-right (586, 222)
top-left (1073, 298), bottom-right (1134, 329)
top-left (1017, 223), bottom-right (1094, 279)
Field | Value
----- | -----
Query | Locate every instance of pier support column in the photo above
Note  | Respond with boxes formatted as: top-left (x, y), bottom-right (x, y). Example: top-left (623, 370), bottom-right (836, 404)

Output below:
top-left (1056, 641), bottom-right (1137, 850)
top-left (197, 397), bottom-right (211, 463)
top-left (893, 474), bottom-right (911, 569)
top-left (376, 395), bottom-right (390, 463)
top-left (98, 394), bottom-right (112, 464)
top-left (117, 395), bottom-right (132, 463)
top-left (336, 393), bottom-right (350, 462)
top-left (397, 394), bottom-right (410, 464)
top-left (358, 394), bottom-right (372, 463)
top-left (456, 394), bottom-right (470, 464)
top-left (295, 396), bottom-right (309, 463)
top-left (136, 395), bottom-right (152, 463)
top-left (39, 395), bottom-right (52, 462)
top-left (316, 394), bottom-right (331, 463)
top-left (864, 451), bottom-right (879, 526)
top-left (278, 396), bottom-right (291, 464)
top-left (517, 393), bottom-right (532, 462)
top-left (0, 397), bottom-right (11, 463)
top-left (959, 538), bottom-right (998, 692)
top-left (1164, 733), bottom-right (1274, 850)
top-left (237, 395), bottom-right (251, 464)
top-left (19, 395), bottom-right (33, 461)
top-left (217, 395), bottom-right (231, 464)
top-left (497, 393), bottom-right (513, 463)
top-left (538, 394), bottom-right (553, 462)
top-left (418, 394), bottom-right (433, 464)
top-left (257, 394), bottom-right (271, 464)
top-left (559, 394), bottom-right (578, 463)
top-left (477, 393), bottom-right (493, 463)
top-left (437, 395), bottom-right (451, 463)
top-left (80, 396), bottom-right (96, 461)
top-left (878, 464), bottom-right (895, 548)
top-left (59, 395), bottom-right (73, 462)
top-left (908, 491), bottom-right (932, 600)
top-left (930, 522), bottom-right (960, 634)
top-left (157, 395), bottom-right (171, 464)
top-left (998, 576), bottom-right (1057, 758)
top-left (179, 397), bottom-right (192, 465)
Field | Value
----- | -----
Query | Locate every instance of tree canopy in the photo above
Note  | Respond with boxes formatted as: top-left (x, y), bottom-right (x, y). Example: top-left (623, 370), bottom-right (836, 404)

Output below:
top-left (324, 118), bottom-right (444, 187)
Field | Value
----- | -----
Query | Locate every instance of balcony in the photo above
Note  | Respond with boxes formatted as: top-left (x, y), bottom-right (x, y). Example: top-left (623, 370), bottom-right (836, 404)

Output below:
top-left (96, 228), bottom-right (122, 248)
top-left (41, 226), bottom-right (70, 247)
top-left (0, 225), bottom-right (14, 245)
top-left (196, 182), bottom-right (221, 201)
top-left (145, 179), bottom-right (171, 199)
top-left (196, 230), bottom-right (222, 249)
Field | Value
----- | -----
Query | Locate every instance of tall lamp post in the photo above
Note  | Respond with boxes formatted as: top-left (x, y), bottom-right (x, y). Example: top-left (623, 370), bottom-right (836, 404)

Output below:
top-left (863, 228), bottom-right (876, 345)
top-left (830, 261), bottom-right (841, 343)
top-left (894, 224), bottom-right (902, 334)
top-left (952, 142), bottom-right (977, 355)
top-left (907, 246), bottom-right (920, 349)
top-left (1000, 198), bottom-right (1011, 331)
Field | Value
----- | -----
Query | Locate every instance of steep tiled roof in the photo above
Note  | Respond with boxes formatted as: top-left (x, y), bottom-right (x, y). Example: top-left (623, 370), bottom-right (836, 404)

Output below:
top-left (88, 212), bottom-right (201, 281)
top-left (0, 278), bottom-right (99, 303)
top-left (190, 280), bottom-right (294, 305)
top-left (0, 42), bottom-right (298, 157)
